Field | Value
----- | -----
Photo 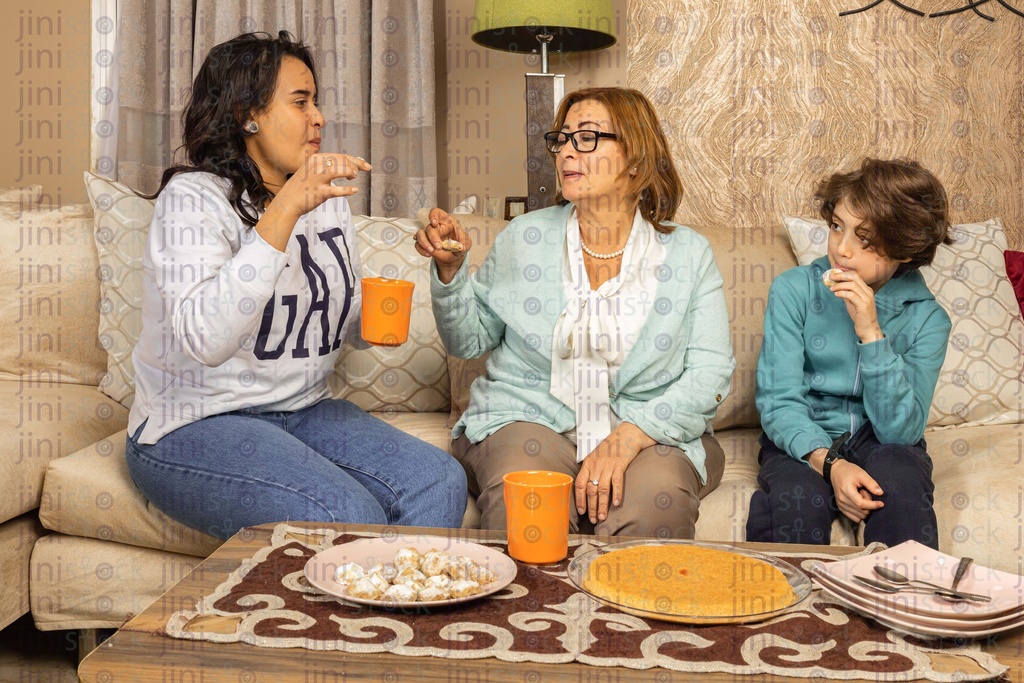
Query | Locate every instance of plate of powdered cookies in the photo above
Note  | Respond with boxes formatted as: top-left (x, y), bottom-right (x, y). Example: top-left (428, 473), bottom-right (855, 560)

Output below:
top-left (568, 540), bottom-right (811, 624)
top-left (304, 536), bottom-right (517, 609)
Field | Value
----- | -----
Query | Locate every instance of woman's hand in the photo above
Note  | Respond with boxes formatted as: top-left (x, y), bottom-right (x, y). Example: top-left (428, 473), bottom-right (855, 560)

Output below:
top-left (413, 208), bottom-right (472, 284)
top-left (575, 423), bottom-right (656, 524)
top-left (258, 154), bottom-right (372, 253)
top-left (276, 153), bottom-right (372, 217)
top-left (828, 270), bottom-right (884, 344)
top-left (830, 459), bottom-right (884, 523)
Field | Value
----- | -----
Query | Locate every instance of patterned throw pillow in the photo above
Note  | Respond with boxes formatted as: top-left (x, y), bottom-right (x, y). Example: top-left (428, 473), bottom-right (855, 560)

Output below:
top-left (330, 216), bottom-right (450, 412)
top-left (414, 209), bottom-right (510, 427)
top-left (84, 171), bottom-right (446, 412)
top-left (782, 215), bottom-right (1024, 428)
top-left (84, 172), bottom-right (154, 407)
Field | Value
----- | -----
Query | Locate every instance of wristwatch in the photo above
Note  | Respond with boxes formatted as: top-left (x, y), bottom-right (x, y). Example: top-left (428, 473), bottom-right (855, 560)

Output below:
top-left (821, 431), bottom-right (852, 484)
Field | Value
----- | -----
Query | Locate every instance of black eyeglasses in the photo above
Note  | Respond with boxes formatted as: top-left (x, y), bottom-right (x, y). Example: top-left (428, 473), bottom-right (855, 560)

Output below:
top-left (544, 130), bottom-right (618, 153)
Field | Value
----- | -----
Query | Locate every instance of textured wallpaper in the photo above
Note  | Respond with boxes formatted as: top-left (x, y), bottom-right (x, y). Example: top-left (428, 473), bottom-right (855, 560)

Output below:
top-left (628, 0), bottom-right (1024, 250)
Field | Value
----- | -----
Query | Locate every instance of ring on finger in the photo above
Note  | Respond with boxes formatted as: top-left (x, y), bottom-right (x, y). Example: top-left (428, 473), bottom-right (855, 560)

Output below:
top-left (325, 159), bottom-right (334, 168)
top-left (590, 479), bottom-right (600, 487)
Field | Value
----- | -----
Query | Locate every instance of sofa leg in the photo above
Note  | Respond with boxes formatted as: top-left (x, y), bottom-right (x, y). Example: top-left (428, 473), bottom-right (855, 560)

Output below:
top-left (77, 628), bottom-right (98, 663)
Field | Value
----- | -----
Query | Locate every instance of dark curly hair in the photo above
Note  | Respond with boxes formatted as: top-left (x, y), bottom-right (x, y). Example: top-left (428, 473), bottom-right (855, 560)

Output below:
top-left (146, 31), bottom-right (318, 226)
top-left (814, 158), bottom-right (952, 273)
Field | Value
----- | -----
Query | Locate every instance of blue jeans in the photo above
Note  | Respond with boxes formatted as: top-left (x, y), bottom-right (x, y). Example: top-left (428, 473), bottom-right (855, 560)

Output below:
top-left (125, 399), bottom-right (467, 540)
top-left (745, 425), bottom-right (938, 549)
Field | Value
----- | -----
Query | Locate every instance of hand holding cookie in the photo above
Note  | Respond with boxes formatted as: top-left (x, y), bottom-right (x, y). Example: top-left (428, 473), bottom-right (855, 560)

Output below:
top-left (413, 208), bottom-right (473, 285)
top-left (824, 268), bottom-right (884, 344)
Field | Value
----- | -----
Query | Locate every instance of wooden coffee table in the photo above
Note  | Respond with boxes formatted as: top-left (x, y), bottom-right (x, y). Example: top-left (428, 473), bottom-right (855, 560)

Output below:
top-left (79, 523), bottom-right (1024, 682)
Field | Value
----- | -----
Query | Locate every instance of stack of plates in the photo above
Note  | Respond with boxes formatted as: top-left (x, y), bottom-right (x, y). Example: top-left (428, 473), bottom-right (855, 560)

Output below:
top-left (808, 541), bottom-right (1024, 638)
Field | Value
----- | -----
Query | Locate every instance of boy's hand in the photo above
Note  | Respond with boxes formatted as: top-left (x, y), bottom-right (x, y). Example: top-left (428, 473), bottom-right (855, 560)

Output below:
top-left (830, 459), bottom-right (884, 523)
top-left (829, 270), bottom-right (884, 343)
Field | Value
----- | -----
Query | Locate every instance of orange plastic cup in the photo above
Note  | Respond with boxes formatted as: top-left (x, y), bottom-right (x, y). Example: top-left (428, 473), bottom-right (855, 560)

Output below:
top-left (361, 277), bottom-right (414, 346)
top-left (503, 470), bottom-right (573, 564)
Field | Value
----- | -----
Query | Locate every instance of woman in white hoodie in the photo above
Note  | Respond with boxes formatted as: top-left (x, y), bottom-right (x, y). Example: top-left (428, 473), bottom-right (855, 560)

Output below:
top-left (125, 31), bottom-right (466, 540)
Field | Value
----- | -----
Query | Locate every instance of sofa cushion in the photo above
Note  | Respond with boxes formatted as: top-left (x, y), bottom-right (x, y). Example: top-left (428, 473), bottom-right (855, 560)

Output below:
top-left (30, 533), bottom-right (201, 631)
top-left (413, 209), bottom-right (511, 427)
top-left (0, 381), bottom-right (128, 525)
top-left (783, 215), bottom-right (1024, 429)
top-left (39, 412), bottom-right (479, 555)
top-left (0, 513), bottom-right (45, 632)
top-left (332, 216), bottom-right (450, 412)
top-left (0, 202), bottom-right (108, 385)
top-left (38, 429), bottom-right (223, 557)
top-left (926, 422), bottom-right (1024, 574)
top-left (0, 184), bottom-right (42, 217)
top-left (83, 172), bottom-right (447, 412)
top-left (692, 223), bottom-right (799, 430)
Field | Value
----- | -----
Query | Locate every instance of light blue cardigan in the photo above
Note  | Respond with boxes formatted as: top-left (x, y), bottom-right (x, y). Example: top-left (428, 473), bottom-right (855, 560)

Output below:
top-left (430, 203), bottom-right (736, 483)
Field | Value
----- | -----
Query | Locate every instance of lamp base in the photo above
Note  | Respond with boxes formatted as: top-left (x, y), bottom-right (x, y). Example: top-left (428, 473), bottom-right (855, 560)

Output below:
top-left (525, 73), bottom-right (564, 213)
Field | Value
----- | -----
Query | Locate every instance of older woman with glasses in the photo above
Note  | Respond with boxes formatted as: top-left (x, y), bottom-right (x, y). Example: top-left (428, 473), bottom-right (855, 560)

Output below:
top-left (414, 87), bottom-right (734, 538)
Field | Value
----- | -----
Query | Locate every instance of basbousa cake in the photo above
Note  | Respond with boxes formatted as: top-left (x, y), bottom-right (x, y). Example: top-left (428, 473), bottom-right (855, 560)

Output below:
top-left (583, 545), bottom-right (796, 618)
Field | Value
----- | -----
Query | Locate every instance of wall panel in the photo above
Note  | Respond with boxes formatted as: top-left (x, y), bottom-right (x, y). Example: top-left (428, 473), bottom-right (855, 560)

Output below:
top-left (630, 1), bottom-right (1024, 250)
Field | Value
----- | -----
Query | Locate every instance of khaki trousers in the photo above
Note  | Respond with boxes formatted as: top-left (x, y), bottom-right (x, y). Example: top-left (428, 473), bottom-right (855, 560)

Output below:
top-left (452, 421), bottom-right (725, 539)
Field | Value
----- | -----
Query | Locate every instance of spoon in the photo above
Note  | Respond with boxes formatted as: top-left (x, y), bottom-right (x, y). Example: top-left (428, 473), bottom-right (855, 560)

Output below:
top-left (873, 566), bottom-right (991, 602)
top-left (950, 557), bottom-right (974, 593)
top-left (853, 575), bottom-right (970, 601)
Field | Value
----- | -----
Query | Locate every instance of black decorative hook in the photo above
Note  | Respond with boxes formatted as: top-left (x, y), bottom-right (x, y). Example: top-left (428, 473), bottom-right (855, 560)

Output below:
top-left (839, 0), bottom-right (1024, 20)
top-left (930, 0), bottom-right (1024, 21)
top-left (839, 0), bottom-right (925, 17)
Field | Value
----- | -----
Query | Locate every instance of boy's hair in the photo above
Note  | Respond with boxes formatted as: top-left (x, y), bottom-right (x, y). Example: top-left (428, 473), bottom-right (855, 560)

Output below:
top-left (813, 158), bottom-right (952, 273)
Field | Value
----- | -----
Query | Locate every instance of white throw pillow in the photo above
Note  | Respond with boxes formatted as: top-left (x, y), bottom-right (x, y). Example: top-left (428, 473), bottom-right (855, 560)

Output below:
top-left (782, 214), bottom-right (1024, 428)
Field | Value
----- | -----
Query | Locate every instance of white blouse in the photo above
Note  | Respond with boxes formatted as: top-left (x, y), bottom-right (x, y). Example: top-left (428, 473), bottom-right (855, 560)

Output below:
top-left (550, 208), bottom-right (667, 462)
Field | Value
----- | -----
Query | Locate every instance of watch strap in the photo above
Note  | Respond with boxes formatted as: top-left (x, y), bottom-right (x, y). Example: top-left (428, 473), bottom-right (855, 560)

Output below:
top-left (821, 431), bottom-right (852, 483)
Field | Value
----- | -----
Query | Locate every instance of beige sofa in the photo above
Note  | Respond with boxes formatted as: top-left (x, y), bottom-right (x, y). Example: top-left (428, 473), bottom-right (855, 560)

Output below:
top-left (4, 175), bottom-right (1022, 633)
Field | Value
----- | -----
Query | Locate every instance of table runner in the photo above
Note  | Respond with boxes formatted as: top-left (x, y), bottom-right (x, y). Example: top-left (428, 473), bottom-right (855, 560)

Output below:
top-left (163, 524), bottom-right (1008, 681)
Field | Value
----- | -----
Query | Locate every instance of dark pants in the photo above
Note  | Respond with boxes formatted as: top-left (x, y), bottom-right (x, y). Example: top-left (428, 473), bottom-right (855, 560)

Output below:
top-left (745, 425), bottom-right (938, 549)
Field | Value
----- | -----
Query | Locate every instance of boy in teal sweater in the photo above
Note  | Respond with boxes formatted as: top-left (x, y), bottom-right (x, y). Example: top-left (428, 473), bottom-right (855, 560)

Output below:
top-left (747, 158), bottom-right (952, 549)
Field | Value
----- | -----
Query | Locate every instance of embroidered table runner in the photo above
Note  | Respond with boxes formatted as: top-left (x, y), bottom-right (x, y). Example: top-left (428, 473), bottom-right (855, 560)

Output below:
top-left (163, 524), bottom-right (1007, 681)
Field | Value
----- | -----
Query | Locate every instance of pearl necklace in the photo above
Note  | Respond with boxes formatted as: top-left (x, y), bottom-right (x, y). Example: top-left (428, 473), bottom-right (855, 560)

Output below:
top-left (580, 240), bottom-right (624, 259)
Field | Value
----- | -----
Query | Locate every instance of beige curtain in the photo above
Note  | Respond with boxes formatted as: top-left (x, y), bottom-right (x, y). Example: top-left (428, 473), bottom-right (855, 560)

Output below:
top-left (115, 0), bottom-right (436, 217)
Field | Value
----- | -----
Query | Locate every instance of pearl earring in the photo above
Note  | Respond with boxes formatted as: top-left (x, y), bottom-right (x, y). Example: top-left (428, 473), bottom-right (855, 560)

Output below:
top-left (243, 121), bottom-right (259, 134)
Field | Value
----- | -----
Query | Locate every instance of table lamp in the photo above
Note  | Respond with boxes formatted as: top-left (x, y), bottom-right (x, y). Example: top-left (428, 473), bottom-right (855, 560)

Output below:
top-left (472, 0), bottom-right (617, 213)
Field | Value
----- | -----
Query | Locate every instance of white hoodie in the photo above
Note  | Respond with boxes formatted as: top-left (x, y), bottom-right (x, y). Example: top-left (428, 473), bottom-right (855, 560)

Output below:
top-left (128, 172), bottom-right (363, 444)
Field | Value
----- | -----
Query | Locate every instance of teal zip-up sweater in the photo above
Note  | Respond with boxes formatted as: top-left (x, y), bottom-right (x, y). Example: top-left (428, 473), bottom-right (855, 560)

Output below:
top-left (756, 256), bottom-right (951, 461)
top-left (430, 203), bottom-right (735, 484)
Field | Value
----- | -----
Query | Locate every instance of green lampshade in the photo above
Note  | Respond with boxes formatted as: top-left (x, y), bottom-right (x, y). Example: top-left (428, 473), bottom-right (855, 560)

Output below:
top-left (471, 0), bottom-right (617, 54)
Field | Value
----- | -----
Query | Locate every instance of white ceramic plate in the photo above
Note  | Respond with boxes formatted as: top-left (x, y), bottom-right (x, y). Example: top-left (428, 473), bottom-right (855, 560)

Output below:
top-left (567, 540), bottom-right (812, 624)
top-left (810, 565), bottom-right (1024, 628)
top-left (304, 536), bottom-right (517, 609)
top-left (812, 573), bottom-right (1024, 638)
top-left (815, 541), bottom-right (1024, 619)
top-left (812, 565), bottom-right (1024, 636)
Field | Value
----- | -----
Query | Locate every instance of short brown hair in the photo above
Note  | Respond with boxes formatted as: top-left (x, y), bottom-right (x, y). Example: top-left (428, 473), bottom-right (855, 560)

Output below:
top-left (551, 87), bottom-right (683, 232)
top-left (814, 158), bottom-right (951, 272)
